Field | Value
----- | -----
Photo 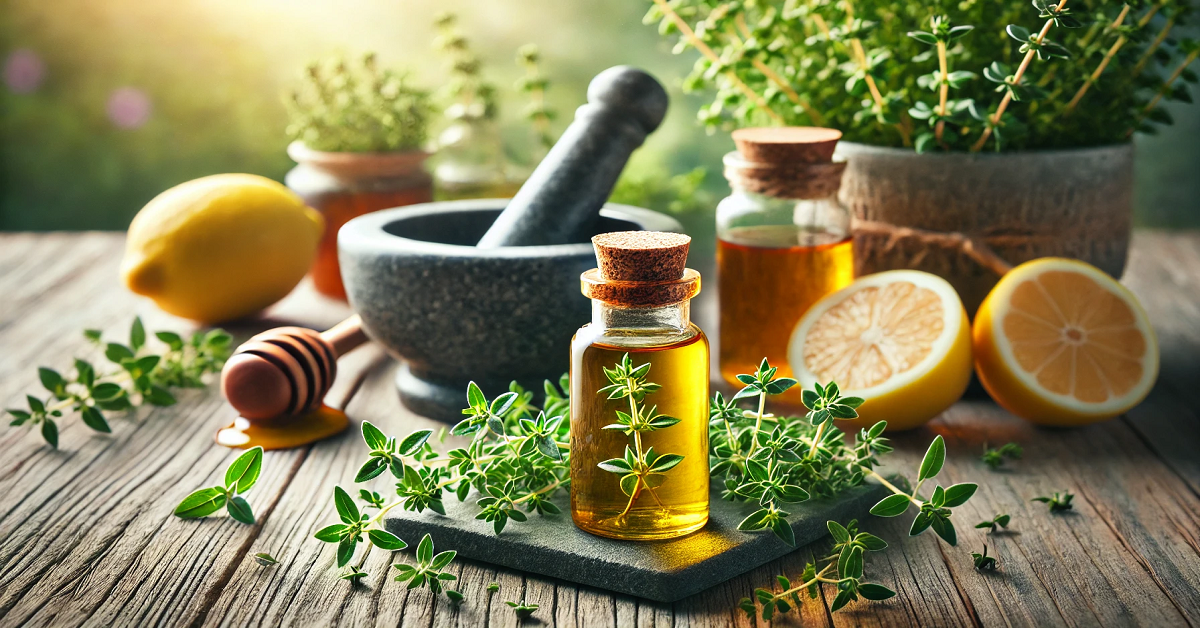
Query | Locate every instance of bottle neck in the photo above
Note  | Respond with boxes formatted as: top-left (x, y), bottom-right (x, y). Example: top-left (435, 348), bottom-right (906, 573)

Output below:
top-left (591, 299), bottom-right (691, 334)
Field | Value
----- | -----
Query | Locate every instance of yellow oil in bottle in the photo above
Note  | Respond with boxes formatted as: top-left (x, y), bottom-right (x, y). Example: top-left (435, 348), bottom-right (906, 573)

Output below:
top-left (717, 224), bottom-right (854, 404)
top-left (569, 327), bottom-right (710, 540)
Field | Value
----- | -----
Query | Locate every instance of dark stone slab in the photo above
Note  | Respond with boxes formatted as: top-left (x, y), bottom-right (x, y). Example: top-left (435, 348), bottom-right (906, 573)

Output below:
top-left (386, 478), bottom-right (895, 603)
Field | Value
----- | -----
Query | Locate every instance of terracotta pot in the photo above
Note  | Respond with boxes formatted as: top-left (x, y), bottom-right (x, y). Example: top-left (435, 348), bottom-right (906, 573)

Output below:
top-left (285, 141), bottom-right (433, 300)
top-left (835, 142), bottom-right (1133, 314)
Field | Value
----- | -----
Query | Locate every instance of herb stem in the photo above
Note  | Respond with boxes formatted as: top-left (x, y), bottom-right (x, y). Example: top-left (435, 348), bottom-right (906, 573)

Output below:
top-left (512, 479), bottom-right (564, 505)
top-left (1132, 14), bottom-right (1175, 77)
top-left (867, 469), bottom-right (923, 507)
top-left (1128, 48), bottom-right (1200, 135)
top-left (935, 39), bottom-right (949, 146)
top-left (1065, 4), bottom-right (1130, 112)
top-left (971, 0), bottom-right (1070, 152)
top-left (747, 392), bottom-right (767, 456)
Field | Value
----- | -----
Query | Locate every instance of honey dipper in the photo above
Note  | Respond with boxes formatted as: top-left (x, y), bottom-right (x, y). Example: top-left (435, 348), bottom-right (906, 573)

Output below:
top-left (220, 315), bottom-right (367, 421)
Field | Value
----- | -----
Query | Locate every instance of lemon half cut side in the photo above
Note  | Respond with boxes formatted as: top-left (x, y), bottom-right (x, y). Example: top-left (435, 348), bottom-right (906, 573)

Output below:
top-left (973, 257), bottom-right (1158, 426)
top-left (788, 270), bottom-right (973, 431)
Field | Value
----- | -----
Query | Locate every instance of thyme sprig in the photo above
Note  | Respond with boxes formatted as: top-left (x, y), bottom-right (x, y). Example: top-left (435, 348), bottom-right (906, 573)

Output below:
top-left (6, 317), bottom-right (231, 449)
top-left (174, 446), bottom-right (263, 524)
top-left (975, 513), bottom-right (1012, 532)
top-left (868, 435), bottom-right (978, 546)
top-left (596, 353), bottom-right (685, 517)
top-left (739, 518), bottom-right (896, 620)
top-left (972, 545), bottom-right (999, 571)
top-left (1032, 490), bottom-right (1075, 512)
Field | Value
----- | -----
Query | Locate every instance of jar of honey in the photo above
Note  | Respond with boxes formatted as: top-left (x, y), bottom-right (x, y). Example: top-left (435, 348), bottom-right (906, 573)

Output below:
top-left (716, 127), bottom-right (854, 405)
top-left (285, 142), bottom-right (433, 300)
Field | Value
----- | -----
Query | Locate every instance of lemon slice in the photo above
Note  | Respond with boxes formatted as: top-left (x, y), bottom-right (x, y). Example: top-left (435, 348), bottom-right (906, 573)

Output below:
top-left (973, 258), bottom-right (1158, 426)
top-left (788, 270), bottom-right (972, 431)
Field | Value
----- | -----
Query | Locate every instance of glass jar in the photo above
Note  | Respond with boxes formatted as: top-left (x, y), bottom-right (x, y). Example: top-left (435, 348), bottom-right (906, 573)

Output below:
top-left (715, 128), bottom-right (854, 404)
top-left (285, 142), bottom-right (432, 300)
top-left (432, 118), bottom-right (523, 201)
top-left (570, 232), bottom-right (710, 540)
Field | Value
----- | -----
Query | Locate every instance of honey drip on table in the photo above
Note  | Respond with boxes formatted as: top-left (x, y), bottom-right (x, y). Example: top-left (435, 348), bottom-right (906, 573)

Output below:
top-left (717, 224), bottom-right (854, 405)
top-left (215, 405), bottom-right (349, 450)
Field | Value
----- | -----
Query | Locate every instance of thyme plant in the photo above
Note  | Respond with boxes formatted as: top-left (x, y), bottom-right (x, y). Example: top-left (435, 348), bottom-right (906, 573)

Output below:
top-left (645, 0), bottom-right (1198, 150)
top-left (285, 53), bottom-right (432, 153)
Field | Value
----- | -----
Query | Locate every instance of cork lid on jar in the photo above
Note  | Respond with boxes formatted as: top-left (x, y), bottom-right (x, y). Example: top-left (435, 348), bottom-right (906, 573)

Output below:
top-left (581, 231), bottom-right (701, 307)
top-left (725, 126), bottom-right (847, 199)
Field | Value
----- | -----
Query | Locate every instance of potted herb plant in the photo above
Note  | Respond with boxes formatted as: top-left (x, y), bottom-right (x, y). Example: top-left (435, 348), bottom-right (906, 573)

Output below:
top-left (285, 53), bottom-right (433, 300)
top-left (645, 0), bottom-right (1198, 311)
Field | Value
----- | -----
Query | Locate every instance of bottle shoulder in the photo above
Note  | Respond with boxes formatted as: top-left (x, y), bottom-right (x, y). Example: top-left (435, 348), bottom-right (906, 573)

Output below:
top-left (573, 322), bottom-right (707, 352)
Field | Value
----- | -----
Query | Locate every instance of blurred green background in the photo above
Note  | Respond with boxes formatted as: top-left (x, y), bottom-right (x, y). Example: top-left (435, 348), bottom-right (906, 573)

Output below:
top-left (2, 0), bottom-right (1198, 233)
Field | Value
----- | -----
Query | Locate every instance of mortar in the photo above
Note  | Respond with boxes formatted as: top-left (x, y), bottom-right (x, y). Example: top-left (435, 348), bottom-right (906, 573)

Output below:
top-left (338, 199), bottom-right (681, 421)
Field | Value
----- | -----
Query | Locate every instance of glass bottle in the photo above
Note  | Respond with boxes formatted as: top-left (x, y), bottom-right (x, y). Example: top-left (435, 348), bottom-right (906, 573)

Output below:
top-left (432, 118), bottom-right (523, 201)
top-left (285, 142), bottom-right (433, 300)
top-left (716, 127), bottom-right (854, 405)
top-left (570, 232), bottom-right (710, 540)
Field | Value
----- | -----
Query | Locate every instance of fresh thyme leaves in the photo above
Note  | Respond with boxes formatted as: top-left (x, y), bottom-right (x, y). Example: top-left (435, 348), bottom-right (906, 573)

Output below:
top-left (972, 545), bottom-right (999, 571)
top-left (313, 377), bottom-right (569, 586)
top-left (1032, 490), bottom-right (1074, 512)
top-left (6, 317), bottom-right (232, 449)
top-left (506, 599), bottom-right (539, 618)
top-left (981, 442), bottom-right (1023, 469)
top-left (392, 534), bottom-right (461, 599)
top-left (975, 513), bottom-right (1012, 532)
top-left (596, 353), bottom-right (685, 517)
top-left (739, 518), bottom-right (895, 620)
top-left (487, 582), bottom-right (500, 593)
top-left (254, 552), bottom-right (279, 566)
top-left (869, 435), bottom-right (978, 546)
top-left (710, 360), bottom-right (888, 546)
top-left (174, 446), bottom-right (263, 524)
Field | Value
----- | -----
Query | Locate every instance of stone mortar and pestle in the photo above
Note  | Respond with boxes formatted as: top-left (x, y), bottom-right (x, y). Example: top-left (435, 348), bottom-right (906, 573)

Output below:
top-left (220, 66), bottom-right (679, 428)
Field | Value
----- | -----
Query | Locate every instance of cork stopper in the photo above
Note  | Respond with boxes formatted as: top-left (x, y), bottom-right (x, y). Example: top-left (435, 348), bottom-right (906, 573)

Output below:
top-left (725, 126), bottom-right (846, 199)
top-left (593, 231), bottom-right (690, 282)
top-left (731, 127), bottom-right (842, 164)
top-left (583, 231), bottom-right (700, 307)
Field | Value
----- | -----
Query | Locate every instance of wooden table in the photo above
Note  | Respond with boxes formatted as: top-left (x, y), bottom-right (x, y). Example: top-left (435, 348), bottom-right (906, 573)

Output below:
top-left (1, 231), bottom-right (1198, 628)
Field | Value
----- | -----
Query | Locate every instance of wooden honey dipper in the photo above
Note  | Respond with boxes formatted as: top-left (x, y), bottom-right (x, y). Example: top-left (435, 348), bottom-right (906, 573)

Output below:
top-left (220, 315), bottom-right (368, 421)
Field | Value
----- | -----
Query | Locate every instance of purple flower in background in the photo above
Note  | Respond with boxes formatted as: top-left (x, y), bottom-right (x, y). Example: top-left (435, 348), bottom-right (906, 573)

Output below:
top-left (4, 49), bottom-right (46, 94)
top-left (106, 87), bottom-right (153, 129)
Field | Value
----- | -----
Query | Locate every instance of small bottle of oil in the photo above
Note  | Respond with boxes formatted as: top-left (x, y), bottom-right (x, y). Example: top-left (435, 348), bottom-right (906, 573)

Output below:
top-left (570, 231), bottom-right (709, 540)
top-left (717, 127), bottom-right (854, 405)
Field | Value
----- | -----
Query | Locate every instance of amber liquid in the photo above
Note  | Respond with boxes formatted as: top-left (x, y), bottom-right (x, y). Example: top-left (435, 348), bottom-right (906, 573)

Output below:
top-left (215, 405), bottom-right (349, 450)
top-left (717, 225), bottom-right (854, 404)
top-left (570, 326), bottom-right (710, 540)
top-left (310, 188), bottom-right (432, 300)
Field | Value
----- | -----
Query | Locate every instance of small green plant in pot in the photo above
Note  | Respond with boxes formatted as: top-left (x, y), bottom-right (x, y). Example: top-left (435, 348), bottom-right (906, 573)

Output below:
top-left (283, 53), bottom-right (435, 300)
top-left (645, 0), bottom-right (1198, 312)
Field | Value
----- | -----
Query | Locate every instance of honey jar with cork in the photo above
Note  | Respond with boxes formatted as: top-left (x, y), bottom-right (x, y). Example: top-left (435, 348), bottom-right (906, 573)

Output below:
top-left (716, 127), bottom-right (854, 405)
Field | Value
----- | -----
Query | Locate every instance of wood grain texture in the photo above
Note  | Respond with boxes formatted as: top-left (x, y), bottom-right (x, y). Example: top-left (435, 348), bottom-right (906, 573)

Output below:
top-left (2, 231), bottom-right (1200, 628)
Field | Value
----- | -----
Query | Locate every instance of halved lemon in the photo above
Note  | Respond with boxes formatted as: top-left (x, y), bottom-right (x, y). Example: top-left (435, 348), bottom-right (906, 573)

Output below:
top-left (788, 270), bottom-right (972, 431)
top-left (973, 258), bottom-right (1158, 426)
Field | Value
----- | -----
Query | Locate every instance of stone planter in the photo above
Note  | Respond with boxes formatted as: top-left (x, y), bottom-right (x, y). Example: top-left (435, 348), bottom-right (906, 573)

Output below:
top-left (285, 141), bottom-right (433, 300)
top-left (836, 142), bottom-right (1133, 314)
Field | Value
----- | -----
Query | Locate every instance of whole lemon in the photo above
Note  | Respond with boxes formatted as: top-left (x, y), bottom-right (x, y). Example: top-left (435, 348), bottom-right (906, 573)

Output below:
top-left (121, 174), bottom-right (323, 323)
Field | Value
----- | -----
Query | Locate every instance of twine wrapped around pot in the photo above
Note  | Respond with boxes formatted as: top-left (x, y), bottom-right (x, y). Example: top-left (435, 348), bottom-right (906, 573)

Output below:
top-left (836, 142), bottom-right (1133, 315)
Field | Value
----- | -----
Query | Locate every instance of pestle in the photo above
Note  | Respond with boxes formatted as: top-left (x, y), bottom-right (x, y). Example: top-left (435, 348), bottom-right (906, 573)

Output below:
top-left (476, 65), bottom-right (668, 248)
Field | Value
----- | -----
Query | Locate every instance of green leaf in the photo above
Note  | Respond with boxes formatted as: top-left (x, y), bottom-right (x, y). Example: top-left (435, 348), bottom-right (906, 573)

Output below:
top-left (130, 317), bottom-right (146, 351)
top-left (84, 329), bottom-right (103, 343)
top-left (416, 533), bottom-right (434, 564)
top-left (942, 483), bottom-right (978, 507)
top-left (738, 508), bottom-right (772, 531)
top-left (334, 486), bottom-right (360, 524)
top-left (397, 429), bottom-right (433, 456)
top-left (393, 563), bottom-right (417, 581)
top-left (355, 457), bottom-right (387, 483)
top-left (917, 435), bottom-right (946, 482)
top-left (907, 30), bottom-right (938, 45)
top-left (1006, 24), bottom-right (1031, 42)
top-left (41, 418), bottom-right (58, 448)
top-left (38, 367), bottom-right (65, 395)
top-left (619, 474), bottom-right (639, 497)
top-left (870, 494), bottom-right (911, 517)
top-left (431, 549), bottom-right (457, 569)
top-left (771, 517), bottom-right (796, 546)
top-left (931, 514), bottom-right (958, 546)
top-left (368, 529), bottom-right (408, 550)
top-left (91, 382), bottom-right (124, 401)
top-left (156, 331), bottom-right (184, 350)
top-left (227, 496), bottom-right (255, 524)
top-left (175, 487), bottom-right (227, 518)
top-left (490, 392), bottom-right (518, 416)
top-left (827, 520), bottom-right (850, 543)
top-left (361, 421), bottom-right (388, 450)
top-left (336, 535), bottom-right (357, 567)
top-left (225, 446), bottom-right (264, 493)
top-left (145, 385), bottom-right (177, 406)
top-left (649, 453), bottom-right (684, 472)
top-left (105, 343), bottom-right (135, 363)
top-left (314, 524), bottom-right (347, 542)
top-left (597, 458), bottom-right (633, 473)
top-left (80, 406), bottom-right (111, 433)
top-left (253, 552), bottom-right (279, 566)
top-left (830, 587), bottom-right (854, 612)
top-left (857, 532), bottom-right (888, 551)
top-left (858, 583), bottom-right (896, 600)
top-left (909, 510), bottom-right (933, 536)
